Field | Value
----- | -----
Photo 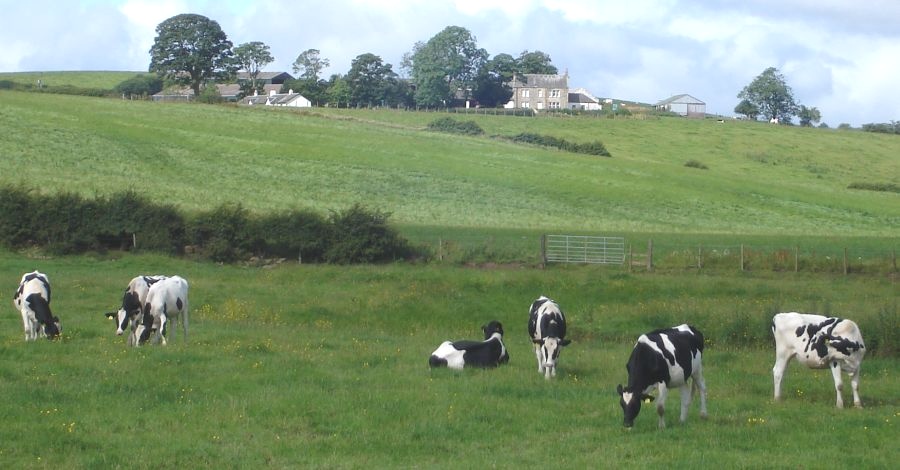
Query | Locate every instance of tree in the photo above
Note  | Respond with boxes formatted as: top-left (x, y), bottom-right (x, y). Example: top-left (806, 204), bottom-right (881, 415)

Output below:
top-left (345, 53), bottom-right (397, 107)
top-left (472, 53), bottom-right (516, 107)
top-left (410, 26), bottom-right (488, 107)
top-left (234, 41), bottom-right (274, 92)
top-left (115, 74), bottom-right (163, 98)
top-left (797, 105), bottom-right (822, 127)
top-left (734, 99), bottom-right (759, 121)
top-left (325, 74), bottom-right (351, 107)
top-left (516, 50), bottom-right (557, 75)
top-left (737, 67), bottom-right (798, 123)
top-left (292, 49), bottom-right (330, 81)
top-left (148, 14), bottom-right (238, 97)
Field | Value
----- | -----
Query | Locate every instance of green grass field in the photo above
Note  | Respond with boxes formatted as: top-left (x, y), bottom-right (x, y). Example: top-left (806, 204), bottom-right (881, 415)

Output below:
top-left (0, 78), bottom-right (898, 467)
top-left (0, 251), bottom-right (897, 468)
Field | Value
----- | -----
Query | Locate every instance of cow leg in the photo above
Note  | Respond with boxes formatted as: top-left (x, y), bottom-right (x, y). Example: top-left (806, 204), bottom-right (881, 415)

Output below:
top-left (534, 344), bottom-right (543, 374)
top-left (656, 384), bottom-right (669, 430)
top-left (693, 369), bottom-right (708, 420)
top-left (181, 303), bottom-right (188, 343)
top-left (158, 314), bottom-right (168, 346)
top-left (830, 361), bottom-right (844, 409)
top-left (849, 367), bottom-right (862, 408)
top-left (772, 351), bottom-right (793, 401)
top-left (679, 383), bottom-right (692, 423)
top-left (21, 313), bottom-right (32, 341)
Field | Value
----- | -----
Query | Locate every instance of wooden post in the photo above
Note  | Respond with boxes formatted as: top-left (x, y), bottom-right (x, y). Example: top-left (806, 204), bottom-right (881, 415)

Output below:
top-left (843, 247), bottom-right (848, 275)
top-left (698, 245), bottom-right (702, 270)
top-left (540, 235), bottom-right (547, 268)
top-left (647, 239), bottom-right (653, 271)
top-left (628, 245), bottom-right (633, 273)
top-left (740, 244), bottom-right (745, 272)
top-left (794, 246), bottom-right (799, 272)
top-left (439, 237), bottom-right (443, 262)
top-left (132, 233), bottom-right (137, 249)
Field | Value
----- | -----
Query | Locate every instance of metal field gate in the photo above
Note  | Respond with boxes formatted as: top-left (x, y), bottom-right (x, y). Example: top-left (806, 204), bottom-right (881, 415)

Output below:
top-left (542, 235), bottom-right (626, 265)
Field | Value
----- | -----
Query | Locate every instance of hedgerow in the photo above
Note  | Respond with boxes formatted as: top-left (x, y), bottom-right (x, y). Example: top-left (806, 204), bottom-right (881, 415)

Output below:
top-left (0, 186), bottom-right (416, 264)
top-left (510, 132), bottom-right (611, 157)
top-left (426, 117), bottom-right (484, 136)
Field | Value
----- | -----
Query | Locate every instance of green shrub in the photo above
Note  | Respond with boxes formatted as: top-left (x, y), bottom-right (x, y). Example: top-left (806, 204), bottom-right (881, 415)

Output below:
top-left (252, 210), bottom-right (330, 261)
top-left (847, 182), bottom-right (900, 193)
top-left (427, 117), bottom-right (484, 136)
top-left (511, 132), bottom-right (611, 157)
top-left (324, 204), bottom-right (414, 264)
top-left (685, 159), bottom-right (709, 170)
top-left (188, 203), bottom-right (253, 262)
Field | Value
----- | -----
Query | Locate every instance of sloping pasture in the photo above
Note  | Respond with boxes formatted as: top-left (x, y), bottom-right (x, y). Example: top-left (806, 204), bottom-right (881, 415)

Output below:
top-left (0, 251), bottom-right (896, 467)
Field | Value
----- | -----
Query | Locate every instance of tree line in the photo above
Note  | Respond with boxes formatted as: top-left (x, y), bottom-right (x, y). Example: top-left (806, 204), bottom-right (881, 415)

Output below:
top-left (143, 14), bottom-right (558, 109)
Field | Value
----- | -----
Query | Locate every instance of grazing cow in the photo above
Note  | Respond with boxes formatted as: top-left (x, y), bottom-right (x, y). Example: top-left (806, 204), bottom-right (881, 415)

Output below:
top-left (429, 321), bottom-right (510, 369)
top-left (13, 271), bottom-right (60, 341)
top-left (528, 296), bottom-right (571, 379)
top-left (616, 324), bottom-right (707, 429)
top-left (133, 276), bottom-right (189, 346)
top-left (772, 312), bottom-right (866, 408)
top-left (105, 275), bottom-right (168, 346)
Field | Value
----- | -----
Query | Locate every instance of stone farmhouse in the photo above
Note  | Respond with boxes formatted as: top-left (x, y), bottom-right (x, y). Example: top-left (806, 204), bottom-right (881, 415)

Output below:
top-left (505, 73), bottom-right (569, 110)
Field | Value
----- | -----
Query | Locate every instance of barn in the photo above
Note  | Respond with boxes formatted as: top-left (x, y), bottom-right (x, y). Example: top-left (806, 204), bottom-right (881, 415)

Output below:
top-left (655, 94), bottom-right (706, 117)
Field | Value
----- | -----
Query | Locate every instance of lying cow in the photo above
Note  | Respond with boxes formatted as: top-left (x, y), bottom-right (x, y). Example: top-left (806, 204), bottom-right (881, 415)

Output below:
top-left (133, 275), bottom-right (189, 346)
top-left (772, 312), bottom-right (866, 408)
top-left (616, 324), bottom-right (707, 429)
top-left (13, 271), bottom-right (61, 341)
top-left (429, 321), bottom-right (510, 369)
top-left (105, 275), bottom-right (168, 345)
top-left (528, 296), bottom-right (571, 379)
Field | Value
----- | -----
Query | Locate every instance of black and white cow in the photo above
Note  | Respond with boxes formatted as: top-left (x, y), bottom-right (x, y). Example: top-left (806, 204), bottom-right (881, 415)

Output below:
top-left (13, 271), bottom-right (60, 341)
top-left (133, 275), bottom-right (189, 346)
top-left (429, 321), bottom-right (510, 369)
top-left (772, 312), bottom-right (866, 408)
top-left (105, 275), bottom-right (168, 346)
top-left (616, 324), bottom-right (707, 429)
top-left (528, 296), bottom-right (571, 379)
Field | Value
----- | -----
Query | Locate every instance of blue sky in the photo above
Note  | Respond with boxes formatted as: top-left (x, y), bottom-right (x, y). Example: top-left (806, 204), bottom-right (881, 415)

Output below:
top-left (2, 0), bottom-right (898, 126)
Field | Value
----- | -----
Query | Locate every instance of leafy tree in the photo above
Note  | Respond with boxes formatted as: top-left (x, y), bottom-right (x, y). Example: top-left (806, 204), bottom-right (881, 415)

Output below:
top-left (281, 77), bottom-right (328, 105)
top-left (292, 49), bottom-right (330, 81)
top-left (325, 74), bottom-right (351, 107)
top-left (346, 53), bottom-right (397, 107)
top-left (148, 14), bottom-right (238, 97)
top-left (797, 105), bottom-right (822, 127)
top-left (410, 26), bottom-right (488, 107)
top-left (737, 67), bottom-right (798, 123)
top-left (472, 53), bottom-right (516, 107)
top-left (734, 99), bottom-right (759, 120)
top-left (115, 74), bottom-right (163, 98)
top-left (516, 50), bottom-right (558, 75)
top-left (234, 41), bottom-right (274, 92)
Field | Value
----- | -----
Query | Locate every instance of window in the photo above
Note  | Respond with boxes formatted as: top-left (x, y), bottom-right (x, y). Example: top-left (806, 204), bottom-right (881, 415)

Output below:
top-left (550, 101), bottom-right (560, 109)
top-left (538, 89), bottom-right (544, 98)
top-left (522, 89), bottom-right (530, 98)
top-left (523, 102), bottom-right (530, 108)
top-left (537, 102), bottom-right (544, 110)
top-left (550, 89), bottom-right (560, 98)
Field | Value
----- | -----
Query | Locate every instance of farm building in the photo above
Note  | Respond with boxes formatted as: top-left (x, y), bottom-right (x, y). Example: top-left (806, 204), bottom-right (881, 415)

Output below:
top-left (505, 73), bottom-right (569, 111)
top-left (568, 88), bottom-right (602, 111)
top-left (242, 89), bottom-right (311, 108)
top-left (655, 94), bottom-right (706, 117)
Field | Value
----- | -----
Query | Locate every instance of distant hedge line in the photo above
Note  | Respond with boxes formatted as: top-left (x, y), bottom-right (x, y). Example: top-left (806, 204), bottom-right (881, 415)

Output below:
top-left (511, 132), bottom-right (611, 157)
top-left (0, 187), bottom-right (417, 264)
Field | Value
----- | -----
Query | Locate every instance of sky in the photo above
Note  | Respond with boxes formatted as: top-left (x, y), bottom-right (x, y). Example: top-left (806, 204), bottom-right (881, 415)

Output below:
top-left (2, 0), bottom-right (899, 126)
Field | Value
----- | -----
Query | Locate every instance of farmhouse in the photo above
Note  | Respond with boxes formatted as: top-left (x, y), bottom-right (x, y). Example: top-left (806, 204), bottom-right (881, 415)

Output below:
top-left (655, 94), bottom-right (706, 117)
top-left (506, 73), bottom-right (569, 110)
top-left (242, 89), bottom-right (311, 108)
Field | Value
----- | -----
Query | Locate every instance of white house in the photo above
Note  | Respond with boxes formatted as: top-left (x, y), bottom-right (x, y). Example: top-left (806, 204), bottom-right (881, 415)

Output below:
top-left (568, 88), bottom-right (602, 111)
top-left (243, 90), bottom-right (311, 108)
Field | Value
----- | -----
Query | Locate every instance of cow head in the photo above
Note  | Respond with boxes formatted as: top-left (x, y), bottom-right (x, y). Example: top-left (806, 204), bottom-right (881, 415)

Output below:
top-left (105, 309), bottom-right (133, 336)
top-left (533, 337), bottom-right (571, 378)
top-left (43, 317), bottom-right (61, 340)
top-left (617, 384), bottom-right (654, 428)
top-left (482, 321), bottom-right (504, 339)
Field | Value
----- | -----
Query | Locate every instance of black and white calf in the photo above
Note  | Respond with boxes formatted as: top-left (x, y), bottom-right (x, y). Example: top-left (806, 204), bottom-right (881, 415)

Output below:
top-left (429, 321), bottom-right (510, 369)
top-left (772, 312), bottom-right (866, 408)
top-left (528, 296), bottom-right (571, 379)
top-left (133, 275), bottom-right (189, 346)
top-left (105, 275), bottom-right (167, 346)
top-left (616, 324), bottom-right (707, 429)
top-left (13, 271), bottom-right (60, 341)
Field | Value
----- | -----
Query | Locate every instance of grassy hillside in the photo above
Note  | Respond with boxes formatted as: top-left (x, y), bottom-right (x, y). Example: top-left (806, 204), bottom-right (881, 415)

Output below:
top-left (0, 71), bottom-right (144, 89)
top-left (0, 90), bottom-right (897, 238)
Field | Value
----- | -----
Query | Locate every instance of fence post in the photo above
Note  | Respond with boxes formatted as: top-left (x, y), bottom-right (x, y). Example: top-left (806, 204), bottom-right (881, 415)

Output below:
top-left (628, 245), bottom-right (633, 273)
top-left (843, 247), bottom-right (848, 275)
top-left (740, 244), bottom-right (745, 272)
top-left (794, 246), bottom-right (799, 272)
top-left (439, 237), bottom-right (443, 262)
top-left (132, 233), bottom-right (137, 249)
top-left (647, 239), bottom-right (653, 271)
top-left (540, 234), bottom-right (547, 268)
top-left (698, 244), bottom-right (703, 270)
